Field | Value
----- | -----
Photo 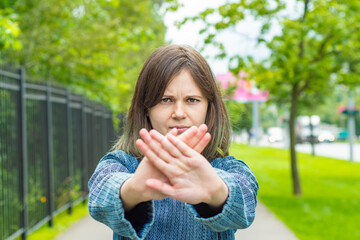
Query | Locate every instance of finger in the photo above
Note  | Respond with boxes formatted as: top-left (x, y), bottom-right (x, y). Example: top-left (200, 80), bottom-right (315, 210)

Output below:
top-left (136, 139), bottom-right (156, 159)
top-left (168, 128), bottom-right (178, 136)
top-left (137, 138), bottom-right (183, 177)
top-left (150, 130), bottom-right (182, 159)
top-left (176, 124), bottom-right (208, 153)
top-left (145, 179), bottom-right (176, 197)
top-left (139, 128), bottom-right (159, 148)
top-left (187, 124), bottom-right (208, 151)
top-left (147, 151), bottom-right (183, 178)
top-left (167, 133), bottom-right (196, 158)
top-left (150, 130), bottom-right (192, 172)
top-left (177, 126), bottom-right (197, 146)
top-left (193, 132), bottom-right (211, 153)
top-left (140, 129), bottom-right (174, 162)
top-left (137, 138), bottom-right (170, 170)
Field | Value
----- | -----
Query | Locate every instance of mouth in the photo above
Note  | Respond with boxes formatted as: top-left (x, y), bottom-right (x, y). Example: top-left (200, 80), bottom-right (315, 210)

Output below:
top-left (170, 126), bottom-right (190, 134)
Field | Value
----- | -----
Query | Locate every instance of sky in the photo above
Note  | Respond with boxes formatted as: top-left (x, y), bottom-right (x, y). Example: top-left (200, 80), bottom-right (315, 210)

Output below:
top-left (163, 0), bottom-right (303, 75)
top-left (163, 0), bottom-right (273, 75)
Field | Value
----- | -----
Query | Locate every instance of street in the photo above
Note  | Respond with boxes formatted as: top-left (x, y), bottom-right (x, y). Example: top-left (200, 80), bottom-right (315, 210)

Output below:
top-left (295, 142), bottom-right (360, 162)
top-left (263, 142), bottom-right (360, 162)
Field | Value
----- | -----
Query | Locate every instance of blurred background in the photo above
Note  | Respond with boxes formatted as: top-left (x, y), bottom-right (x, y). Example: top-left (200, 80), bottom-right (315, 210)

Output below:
top-left (1, 0), bottom-right (359, 240)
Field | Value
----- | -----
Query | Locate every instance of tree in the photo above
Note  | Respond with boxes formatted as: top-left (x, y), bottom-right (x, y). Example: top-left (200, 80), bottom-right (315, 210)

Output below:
top-left (182, 0), bottom-right (359, 195)
top-left (1, 0), bottom-right (169, 113)
top-left (225, 100), bottom-right (252, 134)
top-left (0, 7), bottom-right (21, 51)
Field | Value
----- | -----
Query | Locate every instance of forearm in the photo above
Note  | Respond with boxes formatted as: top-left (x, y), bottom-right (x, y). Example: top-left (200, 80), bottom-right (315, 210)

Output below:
top-left (186, 157), bottom-right (259, 231)
top-left (88, 152), bottom-right (156, 239)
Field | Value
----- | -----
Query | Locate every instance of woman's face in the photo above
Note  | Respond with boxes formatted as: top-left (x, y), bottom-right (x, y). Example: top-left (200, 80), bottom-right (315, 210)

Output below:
top-left (148, 69), bottom-right (208, 136)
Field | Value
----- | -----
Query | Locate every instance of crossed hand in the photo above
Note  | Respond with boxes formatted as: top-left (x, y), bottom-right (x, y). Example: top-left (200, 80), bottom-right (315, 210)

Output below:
top-left (120, 124), bottom-right (228, 211)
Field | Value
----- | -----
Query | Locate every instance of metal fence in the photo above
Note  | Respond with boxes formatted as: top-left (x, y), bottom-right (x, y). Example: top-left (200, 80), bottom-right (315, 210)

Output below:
top-left (0, 66), bottom-right (116, 240)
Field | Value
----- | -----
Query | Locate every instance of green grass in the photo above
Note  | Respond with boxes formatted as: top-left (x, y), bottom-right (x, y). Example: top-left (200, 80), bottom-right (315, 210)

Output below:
top-left (230, 144), bottom-right (360, 240)
top-left (26, 201), bottom-right (89, 240)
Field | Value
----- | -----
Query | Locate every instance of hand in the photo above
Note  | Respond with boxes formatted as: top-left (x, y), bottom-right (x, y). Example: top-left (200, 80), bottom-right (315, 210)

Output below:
top-left (120, 155), bottom-right (169, 211)
top-left (136, 127), bottom-right (228, 208)
top-left (175, 124), bottom-right (211, 153)
top-left (121, 126), bottom-right (210, 211)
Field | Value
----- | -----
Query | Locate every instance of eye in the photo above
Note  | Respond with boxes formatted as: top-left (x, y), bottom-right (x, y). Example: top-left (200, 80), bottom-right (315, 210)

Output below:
top-left (187, 98), bottom-right (199, 103)
top-left (161, 97), bottom-right (172, 103)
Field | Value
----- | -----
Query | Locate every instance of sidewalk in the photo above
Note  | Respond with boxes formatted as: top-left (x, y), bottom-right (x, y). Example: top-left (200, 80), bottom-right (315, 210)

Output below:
top-left (235, 202), bottom-right (298, 240)
top-left (54, 201), bottom-right (298, 240)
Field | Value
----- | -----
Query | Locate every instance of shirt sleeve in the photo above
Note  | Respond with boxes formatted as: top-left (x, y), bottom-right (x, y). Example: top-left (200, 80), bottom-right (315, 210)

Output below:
top-left (88, 151), bottom-right (155, 240)
top-left (185, 156), bottom-right (259, 232)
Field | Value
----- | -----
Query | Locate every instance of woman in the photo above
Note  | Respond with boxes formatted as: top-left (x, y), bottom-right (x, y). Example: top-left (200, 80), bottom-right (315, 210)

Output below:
top-left (88, 44), bottom-right (258, 240)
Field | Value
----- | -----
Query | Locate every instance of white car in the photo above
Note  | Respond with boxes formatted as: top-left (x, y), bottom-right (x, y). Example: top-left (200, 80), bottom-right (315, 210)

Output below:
top-left (267, 127), bottom-right (284, 143)
top-left (318, 130), bottom-right (335, 143)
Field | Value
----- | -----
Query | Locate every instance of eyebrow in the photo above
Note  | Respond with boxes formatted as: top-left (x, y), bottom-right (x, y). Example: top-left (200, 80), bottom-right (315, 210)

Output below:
top-left (162, 94), bottom-right (205, 99)
top-left (187, 95), bottom-right (204, 99)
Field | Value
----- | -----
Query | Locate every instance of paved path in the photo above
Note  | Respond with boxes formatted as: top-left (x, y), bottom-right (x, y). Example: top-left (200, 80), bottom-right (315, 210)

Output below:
top-left (235, 202), bottom-right (298, 240)
top-left (54, 201), bottom-right (298, 240)
top-left (54, 214), bottom-right (113, 240)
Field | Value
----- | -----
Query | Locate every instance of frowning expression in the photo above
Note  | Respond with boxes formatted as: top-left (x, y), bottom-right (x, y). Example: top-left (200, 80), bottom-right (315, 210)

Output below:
top-left (148, 69), bottom-right (208, 135)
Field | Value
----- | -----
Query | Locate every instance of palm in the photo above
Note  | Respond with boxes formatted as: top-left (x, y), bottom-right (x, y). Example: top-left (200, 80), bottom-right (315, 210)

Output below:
top-left (132, 126), bottom-right (209, 202)
top-left (164, 156), bottom-right (219, 204)
top-left (137, 126), bottom-right (227, 206)
top-left (132, 157), bottom-right (168, 201)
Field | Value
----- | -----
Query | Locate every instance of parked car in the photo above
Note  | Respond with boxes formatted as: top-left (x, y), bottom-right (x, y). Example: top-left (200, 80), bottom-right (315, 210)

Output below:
top-left (297, 126), bottom-right (320, 143)
top-left (317, 130), bottom-right (335, 143)
top-left (267, 127), bottom-right (284, 143)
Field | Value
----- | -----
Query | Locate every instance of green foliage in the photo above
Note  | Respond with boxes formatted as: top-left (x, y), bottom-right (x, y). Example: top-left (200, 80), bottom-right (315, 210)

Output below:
top-left (0, 8), bottom-right (21, 50)
top-left (245, 2), bottom-right (345, 108)
top-left (1, 0), bottom-right (168, 113)
top-left (231, 144), bottom-right (360, 240)
top-left (225, 100), bottom-right (252, 133)
top-left (181, 0), bottom-right (360, 195)
top-left (181, 0), bottom-right (360, 111)
top-left (260, 103), bottom-right (283, 130)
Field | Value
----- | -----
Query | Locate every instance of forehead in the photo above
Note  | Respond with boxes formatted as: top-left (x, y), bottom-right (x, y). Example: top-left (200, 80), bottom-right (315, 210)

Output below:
top-left (164, 70), bottom-right (203, 94)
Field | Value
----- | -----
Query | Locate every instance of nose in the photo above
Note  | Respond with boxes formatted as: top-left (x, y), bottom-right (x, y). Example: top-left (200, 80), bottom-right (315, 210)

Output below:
top-left (172, 102), bottom-right (186, 119)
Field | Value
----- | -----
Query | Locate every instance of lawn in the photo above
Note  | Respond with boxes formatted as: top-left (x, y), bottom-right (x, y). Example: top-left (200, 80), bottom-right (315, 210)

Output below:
top-left (25, 201), bottom-right (89, 240)
top-left (230, 144), bottom-right (360, 240)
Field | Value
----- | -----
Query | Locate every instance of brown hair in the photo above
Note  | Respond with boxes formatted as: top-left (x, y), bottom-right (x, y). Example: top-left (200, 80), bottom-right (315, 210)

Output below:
top-left (112, 44), bottom-right (230, 161)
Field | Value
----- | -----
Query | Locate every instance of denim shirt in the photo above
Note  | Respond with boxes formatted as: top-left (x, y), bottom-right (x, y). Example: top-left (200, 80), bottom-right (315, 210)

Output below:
top-left (88, 150), bottom-right (258, 240)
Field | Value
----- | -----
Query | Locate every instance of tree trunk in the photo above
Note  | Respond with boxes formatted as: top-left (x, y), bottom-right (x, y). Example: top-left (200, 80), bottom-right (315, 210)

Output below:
top-left (289, 84), bottom-right (302, 196)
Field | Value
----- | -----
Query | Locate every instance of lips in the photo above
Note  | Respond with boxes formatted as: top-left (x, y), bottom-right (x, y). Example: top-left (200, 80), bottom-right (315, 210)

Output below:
top-left (170, 126), bottom-right (189, 134)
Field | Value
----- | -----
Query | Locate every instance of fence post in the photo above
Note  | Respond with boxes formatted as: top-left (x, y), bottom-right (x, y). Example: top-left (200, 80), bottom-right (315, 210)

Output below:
top-left (46, 83), bottom-right (55, 227)
top-left (102, 107), bottom-right (107, 153)
top-left (66, 90), bottom-right (74, 214)
top-left (81, 97), bottom-right (88, 202)
top-left (91, 103), bottom-right (96, 176)
top-left (19, 67), bottom-right (29, 240)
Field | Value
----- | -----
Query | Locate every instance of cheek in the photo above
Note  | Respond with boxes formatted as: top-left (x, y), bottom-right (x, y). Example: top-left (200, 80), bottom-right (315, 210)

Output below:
top-left (149, 114), bottom-right (160, 125)
top-left (148, 110), bottom-right (167, 131)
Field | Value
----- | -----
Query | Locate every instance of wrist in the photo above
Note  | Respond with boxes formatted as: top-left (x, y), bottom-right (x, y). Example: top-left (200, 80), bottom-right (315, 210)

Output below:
top-left (120, 177), bottom-right (143, 211)
top-left (206, 177), bottom-right (228, 209)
